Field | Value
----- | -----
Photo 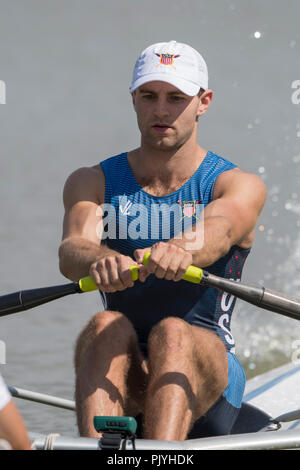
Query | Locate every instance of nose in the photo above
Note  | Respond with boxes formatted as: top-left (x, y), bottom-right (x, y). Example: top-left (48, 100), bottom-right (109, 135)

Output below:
top-left (153, 96), bottom-right (170, 120)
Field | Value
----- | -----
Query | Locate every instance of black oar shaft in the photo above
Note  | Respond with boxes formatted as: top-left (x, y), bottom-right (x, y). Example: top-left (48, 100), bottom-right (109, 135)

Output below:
top-left (1, 265), bottom-right (300, 322)
top-left (0, 282), bottom-right (81, 317)
top-left (260, 288), bottom-right (300, 320)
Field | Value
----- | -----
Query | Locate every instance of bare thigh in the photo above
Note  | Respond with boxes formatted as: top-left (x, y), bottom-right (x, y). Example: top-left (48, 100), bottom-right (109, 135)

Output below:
top-left (189, 324), bottom-right (228, 416)
top-left (124, 341), bottom-right (149, 416)
top-left (146, 318), bottom-right (228, 421)
top-left (74, 310), bottom-right (149, 417)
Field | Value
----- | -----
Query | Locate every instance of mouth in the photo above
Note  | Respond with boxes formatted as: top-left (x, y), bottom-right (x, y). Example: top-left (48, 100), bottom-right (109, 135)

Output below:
top-left (152, 123), bottom-right (173, 133)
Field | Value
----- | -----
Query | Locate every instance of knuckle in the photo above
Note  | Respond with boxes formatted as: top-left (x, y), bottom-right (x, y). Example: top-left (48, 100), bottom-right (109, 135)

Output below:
top-left (119, 271), bottom-right (131, 285)
top-left (90, 260), bottom-right (100, 272)
top-left (116, 254), bottom-right (125, 263)
top-left (167, 268), bottom-right (177, 278)
top-left (156, 271), bottom-right (164, 279)
top-left (177, 267), bottom-right (187, 277)
top-left (153, 242), bottom-right (163, 252)
top-left (93, 260), bottom-right (104, 272)
top-left (105, 256), bottom-right (115, 266)
top-left (155, 266), bottom-right (166, 277)
top-left (101, 281), bottom-right (110, 291)
top-left (168, 243), bottom-right (177, 252)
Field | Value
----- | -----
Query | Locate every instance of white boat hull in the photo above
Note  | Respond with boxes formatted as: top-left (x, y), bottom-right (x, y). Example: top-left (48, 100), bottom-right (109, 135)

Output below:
top-left (28, 361), bottom-right (300, 450)
top-left (243, 361), bottom-right (300, 431)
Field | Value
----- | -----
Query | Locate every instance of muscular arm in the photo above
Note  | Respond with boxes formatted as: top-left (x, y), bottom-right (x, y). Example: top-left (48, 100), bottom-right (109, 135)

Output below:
top-left (58, 166), bottom-right (119, 281)
top-left (59, 166), bottom-right (138, 291)
top-left (171, 169), bottom-right (267, 267)
top-left (0, 399), bottom-right (31, 450)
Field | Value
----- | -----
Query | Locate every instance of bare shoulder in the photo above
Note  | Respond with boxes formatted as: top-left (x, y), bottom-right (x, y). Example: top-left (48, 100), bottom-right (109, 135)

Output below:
top-left (214, 167), bottom-right (267, 202)
top-left (63, 164), bottom-right (105, 208)
top-left (211, 167), bottom-right (266, 248)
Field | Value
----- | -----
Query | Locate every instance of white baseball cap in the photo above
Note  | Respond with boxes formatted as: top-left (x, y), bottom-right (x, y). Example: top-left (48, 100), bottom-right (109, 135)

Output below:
top-left (130, 40), bottom-right (208, 96)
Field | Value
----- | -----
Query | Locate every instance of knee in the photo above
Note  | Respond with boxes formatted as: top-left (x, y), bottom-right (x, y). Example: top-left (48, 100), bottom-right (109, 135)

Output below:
top-left (148, 317), bottom-right (191, 354)
top-left (90, 310), bottom-right (127, 332)
top-left (74, 310), bottom-right (137, 371)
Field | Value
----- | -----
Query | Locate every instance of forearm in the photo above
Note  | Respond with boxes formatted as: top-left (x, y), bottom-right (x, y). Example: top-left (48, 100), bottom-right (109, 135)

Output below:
top-left (170, 216), bottom-right (232, 268)
top-left (0, 401), bottom-right (31, 450)
top-left (59, 236), bottom-right (120, 281)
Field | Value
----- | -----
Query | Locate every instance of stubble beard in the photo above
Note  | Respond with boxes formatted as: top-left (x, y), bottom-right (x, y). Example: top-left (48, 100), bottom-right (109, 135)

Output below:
top-left (142, 127), bottom-right (193, 154)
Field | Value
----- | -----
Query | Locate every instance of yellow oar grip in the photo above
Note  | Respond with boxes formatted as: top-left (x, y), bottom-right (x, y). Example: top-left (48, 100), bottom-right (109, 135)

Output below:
top-left (78, 276), bottom-right (98, 292)
top-left (142, 252), bottom-right (151, 266)
top-left (182, 265), bottom-right (203, 284)
top-left (78, 265), bottom-right (142, 292)
top-left (78, 252), bottom-right (203, 292)
top-left (129, 265), bottom-right (140, 281)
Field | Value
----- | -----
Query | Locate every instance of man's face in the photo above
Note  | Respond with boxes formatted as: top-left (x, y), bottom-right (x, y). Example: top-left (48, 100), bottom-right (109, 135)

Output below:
top-left (132, 81), bottom-right (207, 152)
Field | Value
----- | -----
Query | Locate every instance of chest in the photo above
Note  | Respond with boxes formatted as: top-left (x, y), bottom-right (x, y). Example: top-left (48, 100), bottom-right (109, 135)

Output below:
top-left (138, 175), bottom-right (192, 197)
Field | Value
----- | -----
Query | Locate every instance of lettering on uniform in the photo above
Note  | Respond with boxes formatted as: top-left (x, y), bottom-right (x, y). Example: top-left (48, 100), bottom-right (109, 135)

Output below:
top-left (218, 278), bottom-right (240, 354)
top-left (218, 313), bottom-right (235, 348)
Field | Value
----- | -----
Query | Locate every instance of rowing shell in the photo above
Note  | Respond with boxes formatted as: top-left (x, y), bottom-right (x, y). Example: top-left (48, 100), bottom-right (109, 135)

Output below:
top-left (26, 361), bottom-right (300, 450)
top-left (243, 361), bottom-right (300, 432)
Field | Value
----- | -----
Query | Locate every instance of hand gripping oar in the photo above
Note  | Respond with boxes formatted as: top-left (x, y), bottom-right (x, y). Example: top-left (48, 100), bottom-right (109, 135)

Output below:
top-left (0, 252), bottom-right (300, 320)
top-left (79, 253), bottom-right (300, 321)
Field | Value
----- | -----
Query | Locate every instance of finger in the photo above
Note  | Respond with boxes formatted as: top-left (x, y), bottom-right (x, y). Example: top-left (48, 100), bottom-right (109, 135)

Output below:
top-left (165, 263), bottom-right (182, 281)
top-left (134, 249), bottom-right (147, 264)
top-left (138, 265), bottom-right (150, 283)
top-left (89, 264), bottom-right (102, 288)
top-left (151, 244), bottom-right (192, 281)
top-left (155, 248), bottom-right (181, 281)
top-left (118, 258), bottom-right (135, 288)
top-left (173, 254), bottom-right (193, 282)
top-left (103, 257), bottom-right (126, 292)
top-left (147, 249), bottom-right (166, 278)
top-left (153, 257), bottom-right (169, 279)
top-left (148, 242), bottom-right (177, 278)
top-left (94, 269), bottom-right (113, 292)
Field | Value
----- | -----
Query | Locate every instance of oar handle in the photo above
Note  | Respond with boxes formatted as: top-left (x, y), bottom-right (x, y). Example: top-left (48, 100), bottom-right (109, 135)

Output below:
top-left (78, 252), bottom-right (203, 292)
top-left (140, 252), bottom-right (203, 284)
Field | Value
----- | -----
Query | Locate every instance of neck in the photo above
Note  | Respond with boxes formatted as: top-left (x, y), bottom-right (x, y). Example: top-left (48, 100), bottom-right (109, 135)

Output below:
top-left (128, 134), bottom-right (206, 182)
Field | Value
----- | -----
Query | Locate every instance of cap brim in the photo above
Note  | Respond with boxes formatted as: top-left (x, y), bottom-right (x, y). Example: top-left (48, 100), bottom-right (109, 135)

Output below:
top-left (130, 73), bottom-right (201, 96)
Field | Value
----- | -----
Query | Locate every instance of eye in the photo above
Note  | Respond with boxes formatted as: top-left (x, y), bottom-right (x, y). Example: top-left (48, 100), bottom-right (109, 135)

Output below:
top-left (142, 94), bottom-right (155, 100)
top-left (170, 95), bottom-right (185, 102)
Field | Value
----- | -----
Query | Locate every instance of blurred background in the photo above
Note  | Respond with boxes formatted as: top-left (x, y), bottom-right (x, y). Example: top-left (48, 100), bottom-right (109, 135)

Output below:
top-left (0, 0), bottom-right (299, 435)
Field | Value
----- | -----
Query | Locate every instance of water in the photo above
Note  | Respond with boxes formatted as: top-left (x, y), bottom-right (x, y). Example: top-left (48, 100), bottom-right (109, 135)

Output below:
top-left (0, 0), bottom-right (300, 436)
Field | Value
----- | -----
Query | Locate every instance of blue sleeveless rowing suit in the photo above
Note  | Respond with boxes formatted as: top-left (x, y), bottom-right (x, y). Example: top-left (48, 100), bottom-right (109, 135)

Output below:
top-left (100, 151), bottom-right (247, 436)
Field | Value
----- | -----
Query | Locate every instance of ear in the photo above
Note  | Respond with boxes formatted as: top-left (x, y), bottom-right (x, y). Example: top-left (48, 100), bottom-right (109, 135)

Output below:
top-left (196, 89), bottom-right (213, 117)
top-left (131, 91), bottom-right (137, 110)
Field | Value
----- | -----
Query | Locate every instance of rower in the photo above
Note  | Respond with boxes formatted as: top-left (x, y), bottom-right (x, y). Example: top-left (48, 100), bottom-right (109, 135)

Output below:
top-left (58, 40), bottom-right (266, 440)
top-left (0, 373), bottom-right (31, 449)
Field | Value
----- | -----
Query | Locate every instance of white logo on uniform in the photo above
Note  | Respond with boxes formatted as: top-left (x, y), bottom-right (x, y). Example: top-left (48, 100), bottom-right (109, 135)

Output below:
top-left (119, 196), bottom-right (132, 215)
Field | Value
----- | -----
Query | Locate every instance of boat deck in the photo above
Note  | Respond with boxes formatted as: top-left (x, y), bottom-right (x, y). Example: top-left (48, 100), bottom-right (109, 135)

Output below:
top-left (244, 362), bottom-right (300, 430)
